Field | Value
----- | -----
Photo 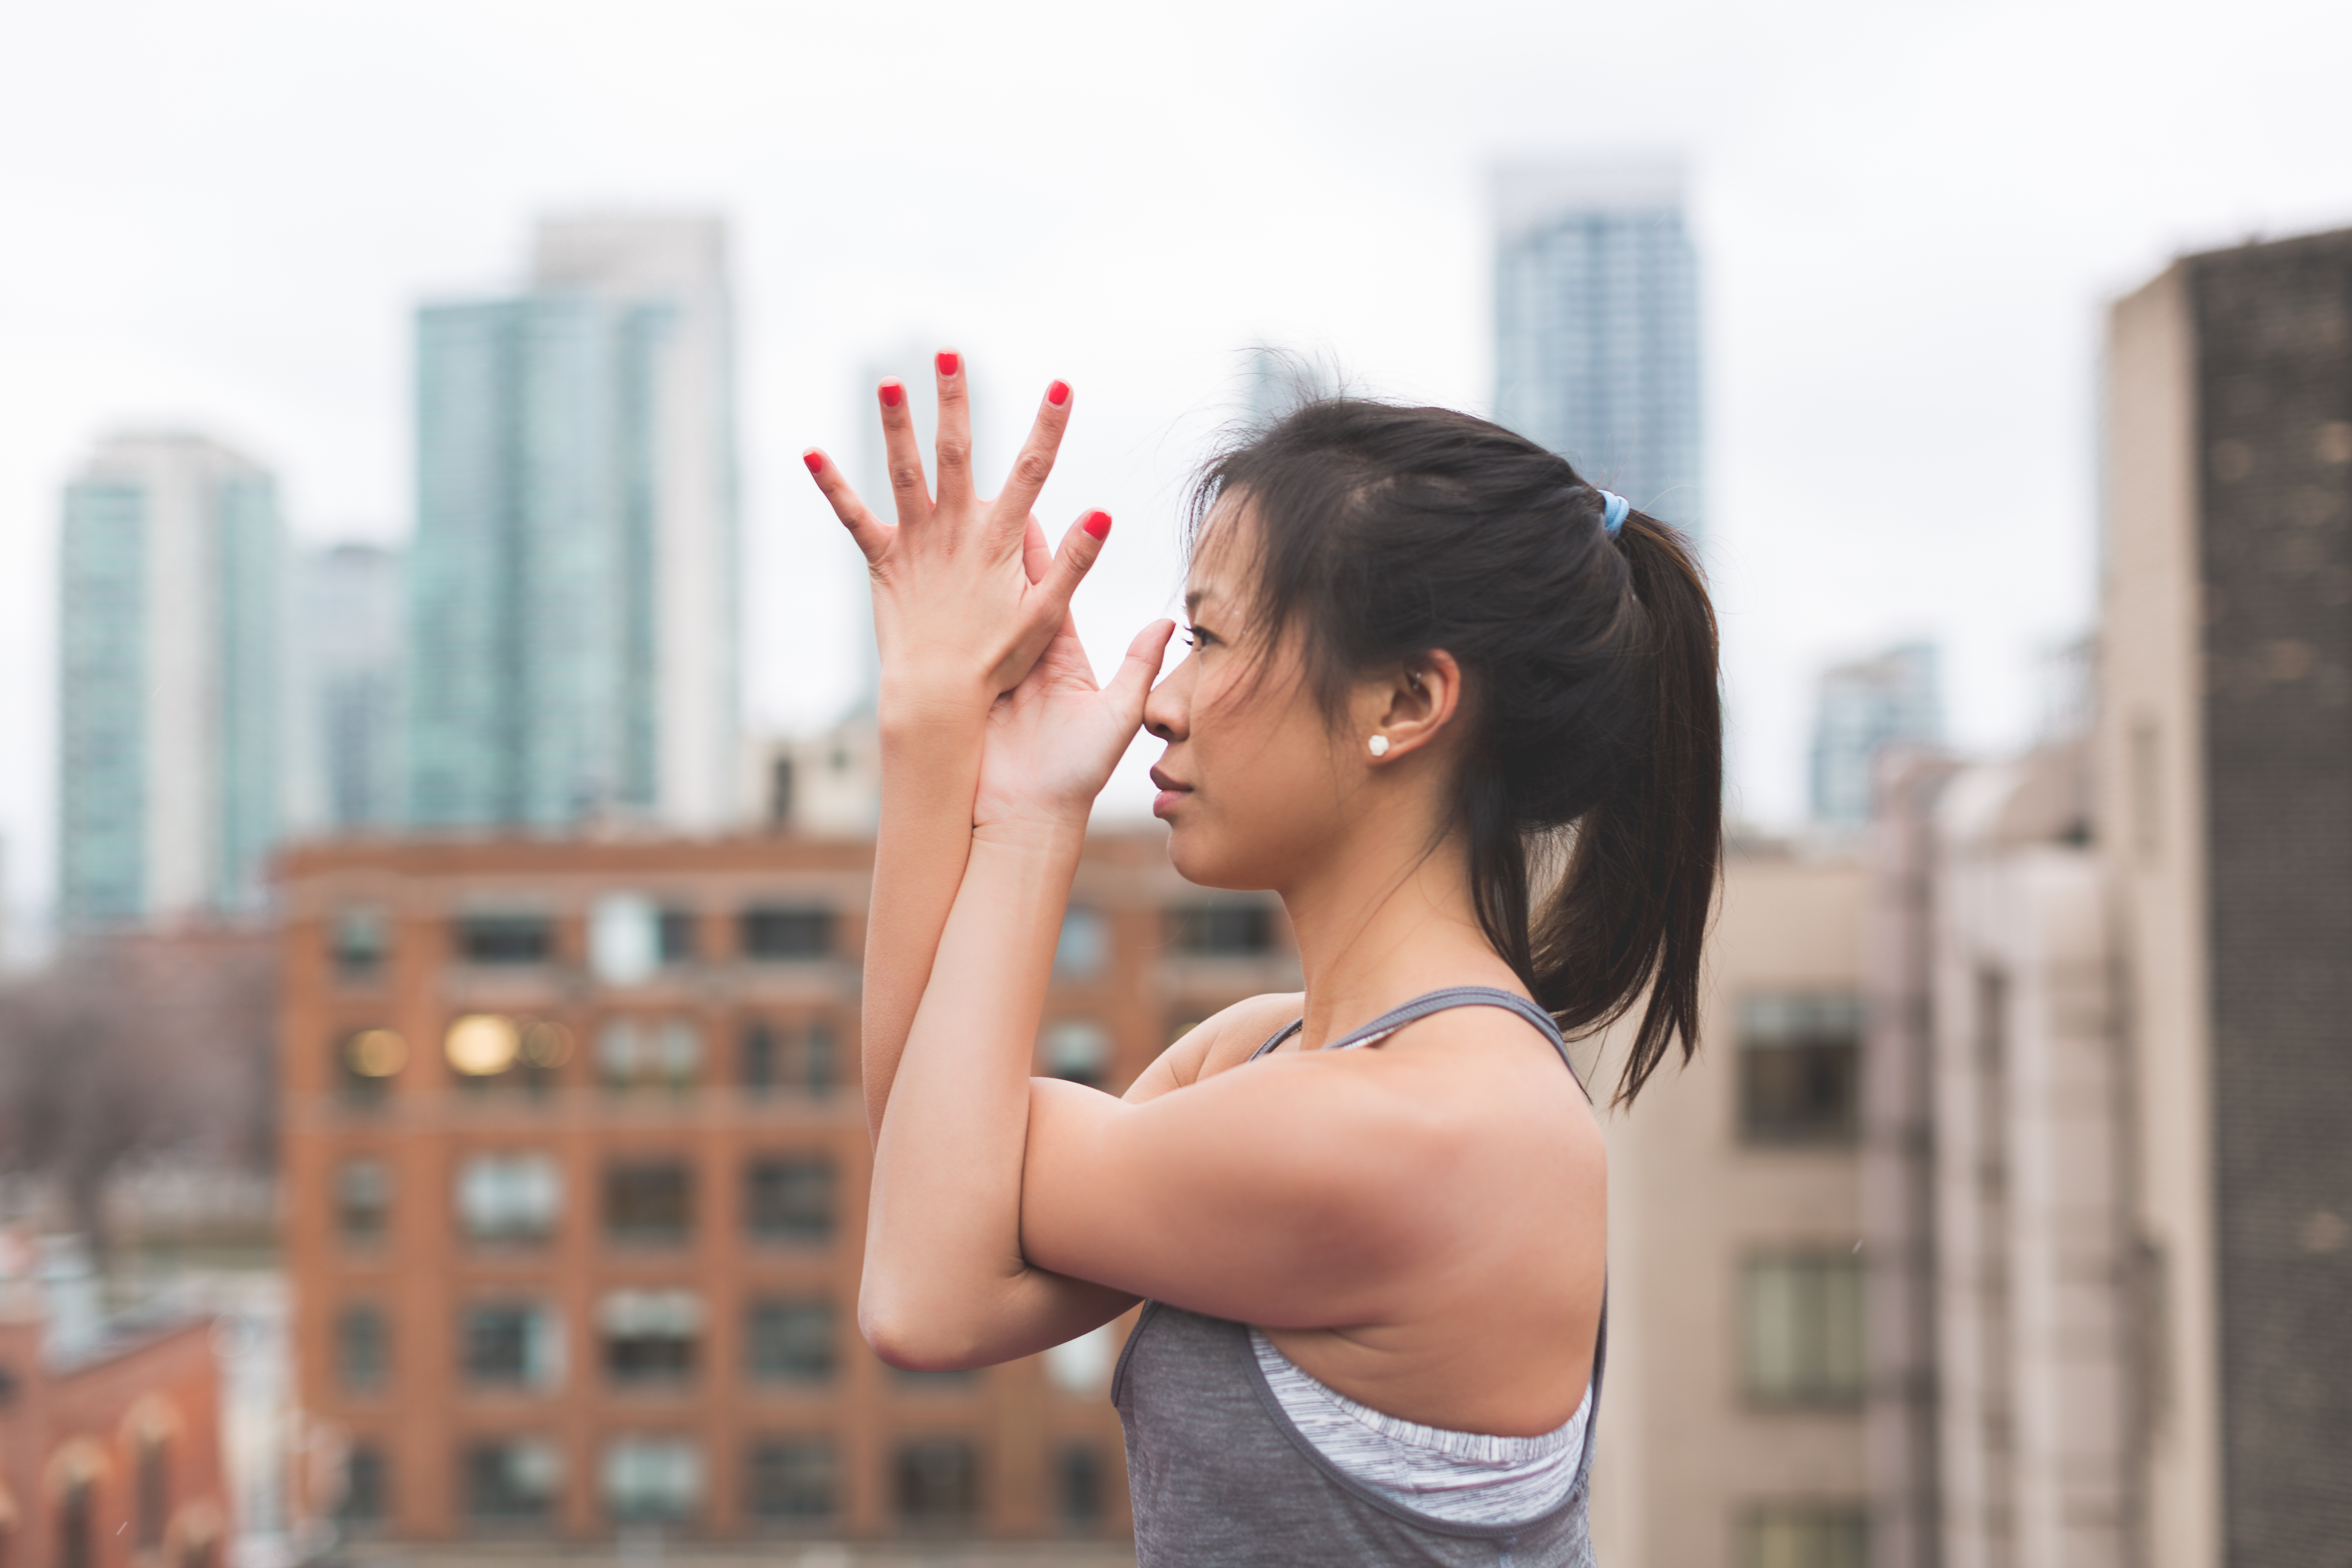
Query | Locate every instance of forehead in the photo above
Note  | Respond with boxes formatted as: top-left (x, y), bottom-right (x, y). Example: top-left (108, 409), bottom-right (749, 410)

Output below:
top-left (1185, 496), bottom-right (1255, 613)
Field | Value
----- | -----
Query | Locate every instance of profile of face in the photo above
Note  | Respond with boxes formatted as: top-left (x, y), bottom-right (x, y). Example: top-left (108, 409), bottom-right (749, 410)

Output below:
top-left (1142, 499), bottom-right (1428, 893)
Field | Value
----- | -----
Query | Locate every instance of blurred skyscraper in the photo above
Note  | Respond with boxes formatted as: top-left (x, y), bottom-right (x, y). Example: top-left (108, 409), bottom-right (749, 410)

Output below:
top-left (1492, 157), bottom-right (1702, 533)
top-left (56, 432), bottom-right (285, 927)
top-left (1809, 641), bottom-right (1942, 827)
top-left (292, 542), bottom-right (405, 833)
top-left (1242, 345), bottom-right (1334, 426)
top-left (408, 214), bottom-right (740, 832)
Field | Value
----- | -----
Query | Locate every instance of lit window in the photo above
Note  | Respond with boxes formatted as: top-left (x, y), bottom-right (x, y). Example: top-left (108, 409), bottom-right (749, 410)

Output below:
top-left (1053, 908), bottom-right (1109, 980)
top-left (744, 1158), bottom-right (832, 1245)
top-left (602, 1437), bottom-right (702, 1524)
top-left (337, 1161), bottom-right (391, 1241)
top-left (1740, 1504), bottom-right (1868, 1568)
top-left (600, 1290), bottom-right (702, 1385)
top-left (739, 905), bottom-right (833, 961)
top-left (338, 1304), bottom-right (390, 1392)
top-left (1737, 993), bottom-right (1862, 1145)
top-left (746, 1299), bottom-right (834, 1383)
top-left (455, 1154), bottom-right (561, 1244)
top-left (1741, 1254), bottom-right (1864, 1407)
top-left (463, 1439), bottom-right (560, 1521)
top-left (460, 1302), bottom-right (564, 1388)
top-left (338, 1029), bottom-right (407, 1105)
top-left (894, 1438), bottom-right (978, 1528)
top-left (1040, 1021), bottom-right (1111, 1089)
top-left (605, 1161), bottom-right (693, 1245)
top-left (745, 1439), bottom-right (835, 1522)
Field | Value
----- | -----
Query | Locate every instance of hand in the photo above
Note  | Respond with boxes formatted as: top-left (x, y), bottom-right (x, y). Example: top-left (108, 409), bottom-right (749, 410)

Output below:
top-left (803, 354), bottom-right (1111, 723)
top-left (976, 618), bottom-right (1176, 835)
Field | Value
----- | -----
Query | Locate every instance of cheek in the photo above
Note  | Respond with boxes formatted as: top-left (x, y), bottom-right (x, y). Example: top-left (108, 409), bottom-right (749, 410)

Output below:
top-left (1177, 692), bottom-right (1343, 875)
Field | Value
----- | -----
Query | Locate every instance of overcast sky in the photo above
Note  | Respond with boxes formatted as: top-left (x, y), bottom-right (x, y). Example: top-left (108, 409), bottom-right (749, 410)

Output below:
top-left (5, 0), bottom-right (2350, 922)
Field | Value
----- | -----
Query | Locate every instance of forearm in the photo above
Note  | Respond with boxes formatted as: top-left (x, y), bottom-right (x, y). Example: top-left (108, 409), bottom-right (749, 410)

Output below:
top-left (859, 685), bottom-right (989, 1140)
top-left (861, 823), bottom-right (1130, 1366)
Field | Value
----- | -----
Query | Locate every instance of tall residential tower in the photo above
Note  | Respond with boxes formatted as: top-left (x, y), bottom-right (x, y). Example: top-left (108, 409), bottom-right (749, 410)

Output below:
top-left (57, 432), bottom-right (285, 927)
top-left (408, 215), bottom-right (740, 833)
top-left (1493, 158), bottom-right (1702, 534)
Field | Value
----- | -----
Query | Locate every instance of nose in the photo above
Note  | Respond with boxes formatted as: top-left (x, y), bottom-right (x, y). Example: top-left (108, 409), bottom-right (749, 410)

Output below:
top-left (1143, 648), bottom-right (1193, 743)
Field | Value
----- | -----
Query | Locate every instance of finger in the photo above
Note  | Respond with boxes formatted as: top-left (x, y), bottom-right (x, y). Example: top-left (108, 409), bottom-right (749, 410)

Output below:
top-left (802, 449), bottom-right (893, 565)
top-left (1022, 512), bottom-right (1051, 585)
top-left (1104, 619), bottom-right (1178, 721)
top-left (991, 378), bottom-right (1074, 545)
top-left (877, 378), bottom-right (931, 526)
top-left (933, 349), bottom-right (975, 508)
top-left (1033, 510), bottom-right (1114, 627)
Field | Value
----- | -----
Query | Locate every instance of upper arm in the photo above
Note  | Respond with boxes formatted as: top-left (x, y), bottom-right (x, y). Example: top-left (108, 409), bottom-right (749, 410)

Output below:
top-left (1118, 991), bottom-right (1305, 1105)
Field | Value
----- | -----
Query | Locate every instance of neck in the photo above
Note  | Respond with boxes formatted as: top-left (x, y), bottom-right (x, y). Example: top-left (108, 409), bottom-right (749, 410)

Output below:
top-left (1279, 812), bottom-right (1523, 1050)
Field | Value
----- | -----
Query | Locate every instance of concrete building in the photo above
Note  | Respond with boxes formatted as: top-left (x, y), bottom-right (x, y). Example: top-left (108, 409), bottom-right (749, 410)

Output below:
top-left (1809, 643), bottom-right (1943, 829)
top-left (408, 215), bottom-right (740, 835)
top-left (1492, 157), bottom-right (1703, 533)
top-left (1588, 844), bottom-right (1870, 1568)
top-left (0, 1231), bottom-right (230, 1568)
top-left (276, 831), bottom-right (1295, 1554)
top-left (292, 543), bottom-right (404, 835)
top-left (57, 433), bottom-right (285, 927)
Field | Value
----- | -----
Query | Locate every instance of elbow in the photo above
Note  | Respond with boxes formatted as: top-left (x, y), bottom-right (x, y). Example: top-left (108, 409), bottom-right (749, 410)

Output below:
top-left (858, 1280), bottom-right (982, 1373)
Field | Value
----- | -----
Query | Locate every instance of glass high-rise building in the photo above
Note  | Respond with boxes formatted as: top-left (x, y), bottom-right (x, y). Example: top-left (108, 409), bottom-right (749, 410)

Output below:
top-left (57, 432), bottom-right (285, 926)
top-left (408, 215), bottom-right (740, 832)
top-left (292, 541), bottom-right (405, 833)
top-left (1492, 157), bottom-right (1702, 534)
top-left (1808, 641), bottom-right (1943, 826)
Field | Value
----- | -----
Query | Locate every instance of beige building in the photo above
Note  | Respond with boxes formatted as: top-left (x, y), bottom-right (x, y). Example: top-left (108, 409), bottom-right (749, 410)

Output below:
top-left (1590, 843), bottom-right (1871, 1568)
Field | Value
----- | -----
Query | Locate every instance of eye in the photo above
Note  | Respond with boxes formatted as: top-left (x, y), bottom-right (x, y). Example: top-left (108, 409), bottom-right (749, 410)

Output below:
top-left (1184, 624), bottom-right (1218, 650)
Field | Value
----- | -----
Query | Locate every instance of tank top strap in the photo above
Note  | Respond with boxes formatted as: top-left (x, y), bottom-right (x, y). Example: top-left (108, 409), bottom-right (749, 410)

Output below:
top-left (1246, 986), bottom-right (1590, 1100)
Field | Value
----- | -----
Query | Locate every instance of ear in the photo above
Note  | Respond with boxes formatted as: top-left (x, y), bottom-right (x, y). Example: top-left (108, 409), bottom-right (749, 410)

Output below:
top-left (1359, 649), bottom-right (1463, 765)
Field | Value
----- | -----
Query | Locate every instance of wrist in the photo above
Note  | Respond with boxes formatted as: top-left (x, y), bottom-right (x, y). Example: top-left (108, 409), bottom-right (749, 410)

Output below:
top-left (879, 673), bottom-right (994, 739)
top-left (970, 812), bottom-right (1088, 860)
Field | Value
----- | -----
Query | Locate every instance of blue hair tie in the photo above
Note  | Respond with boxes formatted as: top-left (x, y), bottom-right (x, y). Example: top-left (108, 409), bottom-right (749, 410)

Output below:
top-left (1599, 490), bottom-right (1630, 539)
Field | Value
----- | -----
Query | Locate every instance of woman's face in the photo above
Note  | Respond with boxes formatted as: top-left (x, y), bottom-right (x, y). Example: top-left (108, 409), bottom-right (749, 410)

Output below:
top-left (1141, 503), bottom-right (1365, 892)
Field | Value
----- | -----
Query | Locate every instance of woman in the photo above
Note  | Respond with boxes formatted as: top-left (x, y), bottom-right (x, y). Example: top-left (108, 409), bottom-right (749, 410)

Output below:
top-left (800, 352), bottom-right (1719, 1566)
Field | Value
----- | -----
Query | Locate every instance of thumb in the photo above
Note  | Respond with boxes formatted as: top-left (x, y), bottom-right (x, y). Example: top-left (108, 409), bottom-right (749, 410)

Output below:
top-left (1104, 619), bottom-right (1177, 724)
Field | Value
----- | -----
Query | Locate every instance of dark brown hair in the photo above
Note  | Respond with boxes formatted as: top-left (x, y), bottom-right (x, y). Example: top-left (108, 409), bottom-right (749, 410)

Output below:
top-left (1188, 399), bottom-right (1721, 1103)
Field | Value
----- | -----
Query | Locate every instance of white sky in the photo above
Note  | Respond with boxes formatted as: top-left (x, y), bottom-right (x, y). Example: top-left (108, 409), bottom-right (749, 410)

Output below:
top-left (5, 0), bottom-right (2350, 921)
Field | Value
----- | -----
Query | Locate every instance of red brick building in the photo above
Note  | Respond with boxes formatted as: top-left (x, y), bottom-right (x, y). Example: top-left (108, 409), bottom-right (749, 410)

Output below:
top-left (276, 831), bottom-right (1293, 1547)
top-left (0, 1261), bottom-right (229, 1568)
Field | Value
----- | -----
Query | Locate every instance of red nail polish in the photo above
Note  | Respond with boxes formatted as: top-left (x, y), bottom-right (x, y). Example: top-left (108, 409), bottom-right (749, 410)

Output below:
top-left (1083, 510), bottom-right (1111, 540)
top-left (879, 381), bottom-right (903, 409)
top-left (802, 451), bottom-right (823, 476)
top-left (936, 351), bottom-right (960, 377)
top-left (1047, 380), bottom-right (1070, 407)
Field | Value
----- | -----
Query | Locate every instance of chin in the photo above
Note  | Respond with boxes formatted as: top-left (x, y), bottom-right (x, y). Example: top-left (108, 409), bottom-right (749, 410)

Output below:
top-left (1164, 821), bottom-right (1271, 892)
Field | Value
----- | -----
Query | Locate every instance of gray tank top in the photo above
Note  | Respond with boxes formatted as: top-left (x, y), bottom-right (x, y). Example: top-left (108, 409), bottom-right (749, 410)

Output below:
top-left (1111, 987), bottom-right (1606, 1567)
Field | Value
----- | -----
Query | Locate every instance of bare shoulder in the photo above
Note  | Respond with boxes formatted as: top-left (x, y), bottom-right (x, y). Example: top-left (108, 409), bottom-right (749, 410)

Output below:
top-left (1120, 991), bottom-right (1305, 1104)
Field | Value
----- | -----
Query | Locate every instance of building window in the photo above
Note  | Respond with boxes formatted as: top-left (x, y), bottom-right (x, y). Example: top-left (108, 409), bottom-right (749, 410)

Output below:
top-left (600, 1290), bottom-right (702, 1385)
top-left (595, 1018), bottom-right (703, 1091)
top-left (1740, 1504), bottom-right (1868, 1568)
top-left (602, 1437), bottom-right (702, 1524)
top-left (893, 1438), bottom-right (978, 1528)
top-left (1056, 1441), bottom-right (1105, 1530)
top-left (135, 1437), bottom-right (167, 1548)
top-left (462, 1439), bottom-right (560, 1522)
top-left (740, 905), bottom-right (834, 961)
top-left (58, 1479), bottom-right (91, 1568)
top-left (746, 1438), bottom-right (835, 1523)
top-left (337, 1160), bottom-right (391, 1241)
top-left (605, 1160), bottom-right (693, 1245)
top-left (658, 909), bottom-right (698, 964)
top-left (454, 1154), bottom-right (561, 1244)
top-left (332, 906), bottom-right (389, 980)
top-left (1741, 1254), bottom-right (1864, 1407)
top-left (338, 1304), bottom-right (390, 1392)
top-left (1054, 908), bottom-right (1109, 980)
top-left (461, 1303), bottom-right (564, 1389)
top-left (1167, 903), bottom-right (1275, 956)
top-left (339, 1442), bottom-right (388, 1528)
top-left (746, 1299), bottom-right (834, 1383)
top-left (744, 1158), bottom-right (833, 1245)
top-left (338, 1028), bottom-right (408, 1105)
top-left (739, 1020), bottom-right (836, 1096)
top-left (1737, 993), bottom-right (1862, 1145)
top-left (1040, 1020), bottom-right (1111, 1089)
top-left (454, 912), bottom-right (553, 966)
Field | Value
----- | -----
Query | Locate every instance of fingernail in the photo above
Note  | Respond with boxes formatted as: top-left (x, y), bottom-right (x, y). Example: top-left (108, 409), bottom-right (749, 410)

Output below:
top-left (880, 381), bottom-right (904, 409)
top-left (1083, 511), bottom-right (1111, 540)
top-left (1048, 380), bottom-right (1070, 408)
top-left (802, 451), bottom-right (823, 476)
top-left (936, 351), bottom-right (960, 377)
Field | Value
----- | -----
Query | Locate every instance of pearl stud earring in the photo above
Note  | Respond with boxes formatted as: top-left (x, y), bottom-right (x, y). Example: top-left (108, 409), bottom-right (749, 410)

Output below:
top-left (1368, 735), bottom-right (1390, 757)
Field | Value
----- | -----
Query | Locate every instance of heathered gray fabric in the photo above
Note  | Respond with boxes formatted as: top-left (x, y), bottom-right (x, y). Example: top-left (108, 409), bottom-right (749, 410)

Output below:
top-left (1112, 987), bottom-right (1603, 1567)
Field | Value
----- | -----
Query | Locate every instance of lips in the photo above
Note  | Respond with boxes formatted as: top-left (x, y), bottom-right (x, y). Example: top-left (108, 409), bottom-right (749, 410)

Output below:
top-left (1149, 766), bottom-right (1192, 820)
